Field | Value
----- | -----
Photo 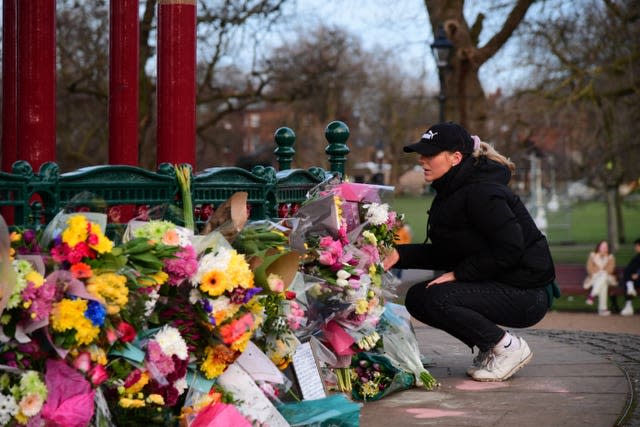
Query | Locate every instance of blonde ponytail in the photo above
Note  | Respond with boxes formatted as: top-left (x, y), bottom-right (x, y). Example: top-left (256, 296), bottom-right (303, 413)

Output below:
top-left (472, 140), bottom-right (516, 174)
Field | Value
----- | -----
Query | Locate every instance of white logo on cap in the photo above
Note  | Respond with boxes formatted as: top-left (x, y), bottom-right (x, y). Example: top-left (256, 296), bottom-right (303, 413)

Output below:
top-left (422, 130), bottom-right (438, 140)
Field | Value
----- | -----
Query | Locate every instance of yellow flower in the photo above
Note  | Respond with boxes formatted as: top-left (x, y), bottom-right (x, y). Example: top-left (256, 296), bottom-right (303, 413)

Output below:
top-left (10, 231), bottom-right (21, 242)
top-left (230, 331), bottom-right (252, 352)
top-left (88, 344), bottom-right (108, 365)
top-left (125, 372), bottom-right (150, 394)
top-left (147, 394), bottom-right (165, 405)
top-left (200, 270), bottom-right (229, 297)
top-left (355, 299), bottom-right (369, 315)
top-left (87, 272), bottom-right (129, 314)
top-left (62, 215), bottom-right (89, 247)
top-left (50, 299), bottom-right (100, 345)
top-left (119, 397), bottom-right (146, 408)
top-left (227, 252), bottom-right (254, 289)
top-left (90, 232), bottom-right (114, 254)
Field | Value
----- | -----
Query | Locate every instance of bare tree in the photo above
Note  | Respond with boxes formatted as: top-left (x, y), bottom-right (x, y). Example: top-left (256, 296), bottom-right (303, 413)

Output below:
top-left (423, 0), bottom-right (536, 134)
top-left (513, 0), bottom-right (640, 247)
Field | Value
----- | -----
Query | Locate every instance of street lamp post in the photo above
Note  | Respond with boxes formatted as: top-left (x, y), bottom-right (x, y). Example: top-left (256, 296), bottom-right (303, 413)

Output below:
top-left (430, 25), bottom-right (453, 123)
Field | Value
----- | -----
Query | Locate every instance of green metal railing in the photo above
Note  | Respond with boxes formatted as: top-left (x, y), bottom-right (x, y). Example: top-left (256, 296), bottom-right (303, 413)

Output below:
top-left (0, 121), bottom-right (350, 239)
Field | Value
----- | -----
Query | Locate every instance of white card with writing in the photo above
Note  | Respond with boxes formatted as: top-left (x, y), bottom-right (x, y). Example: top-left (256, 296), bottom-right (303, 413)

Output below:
top-left (292, 341), bottom-right (327, 401)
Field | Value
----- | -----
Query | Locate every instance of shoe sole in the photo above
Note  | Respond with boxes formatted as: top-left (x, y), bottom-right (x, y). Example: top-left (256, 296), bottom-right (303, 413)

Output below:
top-left (473, 350), bottom-right (533, 382)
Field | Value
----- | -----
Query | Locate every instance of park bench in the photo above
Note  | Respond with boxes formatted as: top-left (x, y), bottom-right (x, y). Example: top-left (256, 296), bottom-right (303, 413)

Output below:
top-left (554, 263), bottom-right (626, 298)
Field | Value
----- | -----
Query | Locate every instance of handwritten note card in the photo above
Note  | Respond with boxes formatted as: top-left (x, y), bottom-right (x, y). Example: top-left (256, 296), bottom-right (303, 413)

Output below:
top-left (292, 341), bottom-right (327, 401)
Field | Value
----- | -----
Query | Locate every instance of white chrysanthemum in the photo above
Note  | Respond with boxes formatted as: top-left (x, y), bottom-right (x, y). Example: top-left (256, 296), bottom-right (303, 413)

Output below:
top-left (144, 288), bottom-right (160, 317)
top-left (155, 325), bottom-right (189, 360)
top-left (364, 202), bottom-right (389, 226)
top-left (191, 248), bottom-right (232, 284)
top-left (176, 227), bottom-right (194, 247)
top-left (0, 392), bottom-right (18, 425)
top-left (174, 377), bottom-right (188, 395)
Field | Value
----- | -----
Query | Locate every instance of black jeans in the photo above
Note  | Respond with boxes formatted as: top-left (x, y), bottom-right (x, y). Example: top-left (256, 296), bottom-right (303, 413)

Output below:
top-left (405, 280), bottom-right (549, 352)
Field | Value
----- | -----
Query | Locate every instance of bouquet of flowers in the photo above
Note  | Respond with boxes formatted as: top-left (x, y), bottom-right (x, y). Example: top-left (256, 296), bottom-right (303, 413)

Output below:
top-left (231, 220), bottom-right (306, 371)
top-left (0, 369), bottom-right (48, 425)
top-left (186, 235), bottom-right (263, 380)
top-left (102, 325), bottom-right (190, 425)
top-left (350, 352), bottom-right (414, 402)
top-left (294, 183), bottom-right (403, 357)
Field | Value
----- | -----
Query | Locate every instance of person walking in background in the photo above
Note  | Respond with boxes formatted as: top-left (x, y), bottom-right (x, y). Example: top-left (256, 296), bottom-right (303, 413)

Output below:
top-left (383, 122), bottom-right (557, 382)
top-left (584, 240), bottom-right (618, 316)
top-left (620, 238), bottom-right (640, 316)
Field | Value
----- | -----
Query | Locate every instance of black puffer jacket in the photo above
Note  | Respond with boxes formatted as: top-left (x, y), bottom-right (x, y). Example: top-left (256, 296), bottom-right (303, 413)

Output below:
top-left (396, 155), bottom-right (555, 288)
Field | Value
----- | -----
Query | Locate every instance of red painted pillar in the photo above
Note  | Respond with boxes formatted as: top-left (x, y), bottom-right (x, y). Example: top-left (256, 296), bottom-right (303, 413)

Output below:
top-left (17, 0), bottom-right (57, 171)
top-left (109, 0), bottom-right (140, 166)
top-left (156, 0), bottom-right (196, 167)
top-left (2, 0), bottom-right (18, 172)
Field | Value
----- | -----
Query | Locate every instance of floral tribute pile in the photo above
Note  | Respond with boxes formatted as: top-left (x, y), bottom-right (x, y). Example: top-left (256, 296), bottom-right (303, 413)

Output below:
top-left (0, 180), bottom-right (436, 426)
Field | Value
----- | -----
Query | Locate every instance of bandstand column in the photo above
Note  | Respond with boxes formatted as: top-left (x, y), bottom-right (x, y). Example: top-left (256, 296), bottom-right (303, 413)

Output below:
top-left (17, 0), bottom-right (57, 171)
top-left (2, 0), bottom-right (18, 172)
top-left (109, 0), bottom-right (140, 166)
top-left (156, 0), bottom-right (196, 167)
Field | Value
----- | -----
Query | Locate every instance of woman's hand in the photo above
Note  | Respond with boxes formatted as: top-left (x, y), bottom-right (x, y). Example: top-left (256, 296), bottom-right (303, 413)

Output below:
top-left (427, 271), bottom-right (456, 287)
top-left (382, 248), bottom-right (400, 271)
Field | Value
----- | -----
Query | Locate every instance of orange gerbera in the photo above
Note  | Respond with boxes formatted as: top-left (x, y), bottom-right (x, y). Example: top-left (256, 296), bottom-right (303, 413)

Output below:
top-left (70, 262), bottom-right (93, 279)
top-left (200, 270), bottom-right (229, 297)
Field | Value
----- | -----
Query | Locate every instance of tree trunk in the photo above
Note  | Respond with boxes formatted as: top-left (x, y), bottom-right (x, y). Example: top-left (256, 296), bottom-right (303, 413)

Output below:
top-left (423, 0), bottom-right (535, 135)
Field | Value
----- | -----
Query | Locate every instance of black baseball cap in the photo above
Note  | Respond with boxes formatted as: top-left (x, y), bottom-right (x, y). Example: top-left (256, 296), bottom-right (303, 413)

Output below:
top-left (403, 122), bottom-right (474, 156)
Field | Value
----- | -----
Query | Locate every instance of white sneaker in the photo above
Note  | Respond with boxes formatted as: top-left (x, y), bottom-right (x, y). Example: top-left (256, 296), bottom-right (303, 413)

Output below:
top-left (598, 309), bottom-right (611, 316)
top-left (621, 301), bottom-right (634, 316)
top-left (626, 281), bottom-right (638, 297)
top-left (466, 349), bottom-right (491, 377)
top-left (471, 337), bottom-right (532, 382)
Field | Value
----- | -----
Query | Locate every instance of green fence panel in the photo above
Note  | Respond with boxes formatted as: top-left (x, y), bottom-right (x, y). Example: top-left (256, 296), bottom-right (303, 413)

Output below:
top-left (192, 165), bottom-right (278, 224)
top-left (58, 163), bottom-right (178, 239)
top-left (0, 122), bottom-right (351, 234)
top-left (0, 167), bottom-right (30, 228)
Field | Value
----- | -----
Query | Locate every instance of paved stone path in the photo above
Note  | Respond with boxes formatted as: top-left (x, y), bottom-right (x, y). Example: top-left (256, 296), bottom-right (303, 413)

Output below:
top-left (524, 328), bottom-right (640, 426)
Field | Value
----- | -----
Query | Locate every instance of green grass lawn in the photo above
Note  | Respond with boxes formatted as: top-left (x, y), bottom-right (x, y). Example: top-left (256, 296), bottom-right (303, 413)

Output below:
top-left (551, 294), bottom-right (640, 313)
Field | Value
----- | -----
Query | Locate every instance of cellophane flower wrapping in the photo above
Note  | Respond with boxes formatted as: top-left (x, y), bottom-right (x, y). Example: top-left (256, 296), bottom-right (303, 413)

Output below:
top-left (231, 220), bottom-right (305, 372)
top-left (376, 302), bottom-right (439, 390)
top-left (350, 352), bottom-right (414, 402)
top-left (292, 182), bottom-right (404, 356)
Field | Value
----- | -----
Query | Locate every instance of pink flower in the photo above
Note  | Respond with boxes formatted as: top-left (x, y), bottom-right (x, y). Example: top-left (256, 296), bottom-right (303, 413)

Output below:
top-left (164, 245), bottom-right (198, 286)
top-left (88, 364), bottom-right (109, 386)
top-left (146, 341), bottom-right (175, 376)
top-left (72, 352), bottom-right (92, 373)
top-left (318, 251), bottom-right (337, 266)
top-left (267, 274), bottom-right (285, 293)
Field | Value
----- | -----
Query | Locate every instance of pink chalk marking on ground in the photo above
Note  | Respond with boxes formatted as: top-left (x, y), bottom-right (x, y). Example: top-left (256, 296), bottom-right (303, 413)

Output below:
top-left (406, 408), bottom-right (466, 418)
top-left (455, 380), bottom-right (509, 391)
